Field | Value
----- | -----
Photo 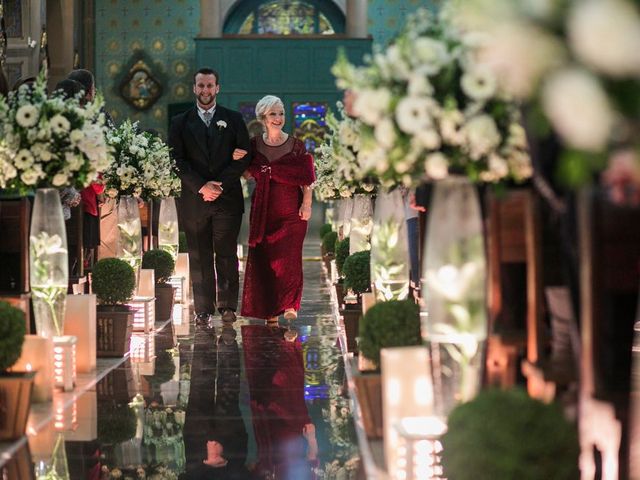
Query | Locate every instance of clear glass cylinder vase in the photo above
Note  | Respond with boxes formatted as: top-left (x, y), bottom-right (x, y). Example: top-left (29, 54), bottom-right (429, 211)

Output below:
top-left (371, 189), bottom-right (409, 301)
top-left (325, 199), bottom-right (336, 228)
top-left (421, 176), bottom-right (487, 418)
top-left (34, 433), bottom-right (70, 480)
top-left (349, 194), bottom-right (374, 254)
top-left (30, 188), bottom-right (69, 338)
top-left (117, 196), bottom-right (143, 272)
top-left (158, 197), bottom-right (179, 262)
top-left (337, 197), bottom-right (354, 240)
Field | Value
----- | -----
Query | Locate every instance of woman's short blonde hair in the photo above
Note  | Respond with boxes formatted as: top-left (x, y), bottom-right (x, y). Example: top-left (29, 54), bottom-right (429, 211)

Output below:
top-left (255, 95), bottom-right (284, 122)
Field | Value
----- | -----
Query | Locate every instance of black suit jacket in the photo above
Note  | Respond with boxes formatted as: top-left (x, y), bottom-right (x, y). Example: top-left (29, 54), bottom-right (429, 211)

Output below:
top-left (169, 105), bottom-right (251, 218)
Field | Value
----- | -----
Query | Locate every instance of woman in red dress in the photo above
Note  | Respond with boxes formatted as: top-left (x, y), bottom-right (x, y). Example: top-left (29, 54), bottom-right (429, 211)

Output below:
top-left (240, 95), bottom-right (315, 324)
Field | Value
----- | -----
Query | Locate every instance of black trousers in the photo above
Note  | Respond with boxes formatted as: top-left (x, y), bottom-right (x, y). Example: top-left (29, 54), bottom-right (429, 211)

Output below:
top-left (183, 211), bottom-right (242, 314)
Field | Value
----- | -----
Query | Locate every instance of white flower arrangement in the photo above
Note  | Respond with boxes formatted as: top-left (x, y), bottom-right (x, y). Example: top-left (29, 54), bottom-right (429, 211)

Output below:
top-left (314, 103), bottom-right (376, 201)
top-left (104, 120), bottom-right (181, 199)
top-left (0, 74), bottom-right (113, 193)
top-left (216, 119), bottom-right (227, 130)
top-left (453, 0), bottom-right (640, 187)
top-left (331, 8), bottom-right (532, 188)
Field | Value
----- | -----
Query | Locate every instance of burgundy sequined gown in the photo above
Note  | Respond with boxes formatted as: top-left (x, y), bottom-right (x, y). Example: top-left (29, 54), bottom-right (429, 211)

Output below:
top-left (241, 136), bottom-right (315, 320)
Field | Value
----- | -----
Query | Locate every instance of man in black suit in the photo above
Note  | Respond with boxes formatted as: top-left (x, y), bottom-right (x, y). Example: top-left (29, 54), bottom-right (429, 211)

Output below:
top-left (169, 67), bottom-right (251, 324)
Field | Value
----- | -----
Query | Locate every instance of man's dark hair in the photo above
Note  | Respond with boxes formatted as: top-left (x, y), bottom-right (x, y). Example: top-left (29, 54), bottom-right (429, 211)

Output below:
top-left (67, 69), bottom-right (95, 94)
top-left (11, 76), bottom-right (37, 91)
top-left (193, 68), bottom-right (219, 85)
top-left (54, 78), bottom-right (85, 101)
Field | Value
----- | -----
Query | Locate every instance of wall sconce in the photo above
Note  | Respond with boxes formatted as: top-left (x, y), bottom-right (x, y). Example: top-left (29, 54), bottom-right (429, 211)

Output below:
top-left (394, 416), bottom-right (447, 480)
top-left (128, 296), bottom-right (155, 333)
top-left (53, 335), bottom-right (77, 392)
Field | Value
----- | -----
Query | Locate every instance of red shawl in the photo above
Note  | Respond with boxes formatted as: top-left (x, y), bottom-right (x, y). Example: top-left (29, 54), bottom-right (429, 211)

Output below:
top-left (247, 146), bottom-right (315, 247)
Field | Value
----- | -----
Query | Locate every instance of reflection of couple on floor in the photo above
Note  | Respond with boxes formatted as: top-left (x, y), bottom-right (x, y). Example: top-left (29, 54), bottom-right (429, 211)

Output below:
top-left (181, 324), bottom-right (318, 479)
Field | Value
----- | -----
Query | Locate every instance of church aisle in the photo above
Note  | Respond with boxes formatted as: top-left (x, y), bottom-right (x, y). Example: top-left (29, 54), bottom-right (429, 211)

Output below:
top-left (7, 242), bottom-right (360, 479)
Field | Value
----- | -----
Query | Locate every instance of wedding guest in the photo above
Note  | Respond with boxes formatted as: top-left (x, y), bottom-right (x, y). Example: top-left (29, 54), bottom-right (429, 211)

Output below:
top-left (240, 95), bottom-right (315, 325)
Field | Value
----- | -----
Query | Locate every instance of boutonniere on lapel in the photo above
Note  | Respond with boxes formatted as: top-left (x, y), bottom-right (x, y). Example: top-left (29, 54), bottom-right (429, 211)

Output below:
top-left (216, 120), bottom-right (227, 131)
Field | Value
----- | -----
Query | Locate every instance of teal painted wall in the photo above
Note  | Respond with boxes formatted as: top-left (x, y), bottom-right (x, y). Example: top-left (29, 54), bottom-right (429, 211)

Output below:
top-left (367, 0), bottom-right (440, 46)
top-left (94, 0), bottom-right (200, 138)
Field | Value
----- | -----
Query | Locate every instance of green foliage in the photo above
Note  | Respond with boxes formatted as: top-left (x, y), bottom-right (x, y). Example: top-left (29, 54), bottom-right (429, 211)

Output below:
top-left (0, 301), bottom-right (26, 371)
top-left (92, 258), bottom-right (136, 305)
top-left (178, 231), bottom-right (188, 253)
top-left (343, 250), bottom-right (371, 294)
top-left (358, 300), bottom-right (420, 365)
top-left (144, 350), bottom-right (176, 386)
top-left (142, 249), bottom-right (175, 284)
top-left (322, 231), bottom-right (338, 254)
top-left (335, 237), bottom-right (350, 277)
top-left (442, 389), bottom-right (579, 480)
top-left (320, 223), bottom-right (333, 240)
top-left (98, 402), bottom-right (137, 445)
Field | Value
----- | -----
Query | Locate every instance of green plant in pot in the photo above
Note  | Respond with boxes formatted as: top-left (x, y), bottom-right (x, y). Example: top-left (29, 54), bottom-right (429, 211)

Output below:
top-left (335, 237), bottom-right (350, 278)
top-left (343, 250), bottom-right (371, 296)
top-left (322, 231), bottom-right (338, 256)
top-left (359, 299), bottom-right (421, 368)
top-left (178, 230), bottom-right (188, 253)
top-left (93, 258), bottom-right (136, 357)
top-left (441, 388), bottom-right (579, 480)
top-left (142, 249), bottom-right (176, 322)
top-left (97, 401), bottom-right (137, 445)
top-left (320, 223), bottom-right (332, 241)
top-left (0, 300), bottom-right (34, 440)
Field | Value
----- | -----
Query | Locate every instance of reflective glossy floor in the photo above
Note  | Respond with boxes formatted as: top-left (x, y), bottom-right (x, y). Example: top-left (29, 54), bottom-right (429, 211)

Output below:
top-left (0, 244), bottom-right (360, 479)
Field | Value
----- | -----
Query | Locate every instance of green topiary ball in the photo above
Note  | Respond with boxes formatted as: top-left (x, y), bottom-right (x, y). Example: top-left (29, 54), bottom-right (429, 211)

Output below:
top-left (343, 250), bottom-right (371, 294)
top-left (322, 231), bottom-right (338, 254)
top-left (144, 350), bottom-right (176, 386)
top-left (0, 301), bottom-right (26, 372)
top-left (335, 237), bottom-right (350, 277)
top-left (98, 402), bottom-right (137, 445)
top-left (178, 231), bottom-right (188, 253)
top-left (320, 223), bottom-right (333, 240)
top-left (92, 258), bottom-right (136, 305)
top-left (442, 389), bottom-right (579, 480)
top-left (142, 249), bottom-right (175, 284)
top-left (358, 300), bottom-right (420, 365)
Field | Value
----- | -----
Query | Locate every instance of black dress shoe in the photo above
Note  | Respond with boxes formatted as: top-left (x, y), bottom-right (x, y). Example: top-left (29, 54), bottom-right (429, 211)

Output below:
top-left (220, 309), bottom-right (236, 323)
top-left (195, 312), bottom-right (211, 326)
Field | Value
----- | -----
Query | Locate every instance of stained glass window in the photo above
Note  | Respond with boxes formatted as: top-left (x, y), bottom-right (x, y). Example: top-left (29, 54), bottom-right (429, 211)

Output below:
top-left (292, 102), bottom-right (328, 153)
top-left (237, 1), bottom-right (335, 35)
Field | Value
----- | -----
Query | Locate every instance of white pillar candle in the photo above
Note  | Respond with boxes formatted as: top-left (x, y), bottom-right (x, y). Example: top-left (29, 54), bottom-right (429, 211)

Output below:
top-left (381, 346), bottom-right (434, 480)
top-left (12, 335), bottom-right (53, 402)
top-left (64, 294), bottom-right (96, 373)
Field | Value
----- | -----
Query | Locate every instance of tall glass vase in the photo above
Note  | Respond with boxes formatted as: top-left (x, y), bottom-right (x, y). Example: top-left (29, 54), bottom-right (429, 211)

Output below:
top-left (337, 197), bottom-right (354, 240)
top-left (371, 189), bottom-right (409, 301)
top-left (349, 194), bottom-right (374, 254)
top-left (30, 188), bottom-right (68, 338)
top-left (158, 197), bottom-right (179, 262)
top-left (421, 176), bottom-right (487, 418)
top-left (117, 196), bottom-right (143, 273)
top-left (34, 433), bottom-right (70, 480)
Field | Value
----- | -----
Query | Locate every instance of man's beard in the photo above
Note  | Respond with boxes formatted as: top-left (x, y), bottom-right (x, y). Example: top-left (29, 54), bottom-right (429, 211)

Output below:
top-left (198, 94), bottom-right (215, 106)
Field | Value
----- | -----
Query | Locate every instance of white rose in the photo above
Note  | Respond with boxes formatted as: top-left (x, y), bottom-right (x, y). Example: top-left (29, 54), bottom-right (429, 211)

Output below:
top-left (411, 37), bottom-right (449, 74)
top-left (507, 123), bottom-right (528, 150)
top-left (463, 115), bottom-right (501, 160)
top-left (489, 154), bottom-right (509, 179)
top-left (52, 172), bottom-right (68, 187)
top-left (107, 188), bottom-right (119, 198)
top-left (339, 123), bottom-right (358, 147)
top-left (440, 109), bottom-right (465, 145)
top-left (385, 45), bottom-right (412, 80)
top-left (70, 129), bottom-right (84, 143)
top-left (353, 88), bottom-right (391, 125)
top-left (508, 150), bottom-right (533, 181)
top-left (568, 0), bottom-right (640, 77)
top-left (20, 169), bottom-right (39, 185)
top-left (425, 153), bottom-right (449, 179)
top-left (395, 96), bottom-right (434, 135)
top-left (16, 105), bottom-right (39, 128)
top-left (374, 119), bottom-right (396, 150)
top-left (416, 129), bottom-right (441, 150)
top-left (542, 68), bottom-right (614, 152)
top-left (407, 74), bottom-right (434, 97)
top-left (50, 114), bottom-right (71, 134)
top-left (39, 149), bottom-right (53, 162)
